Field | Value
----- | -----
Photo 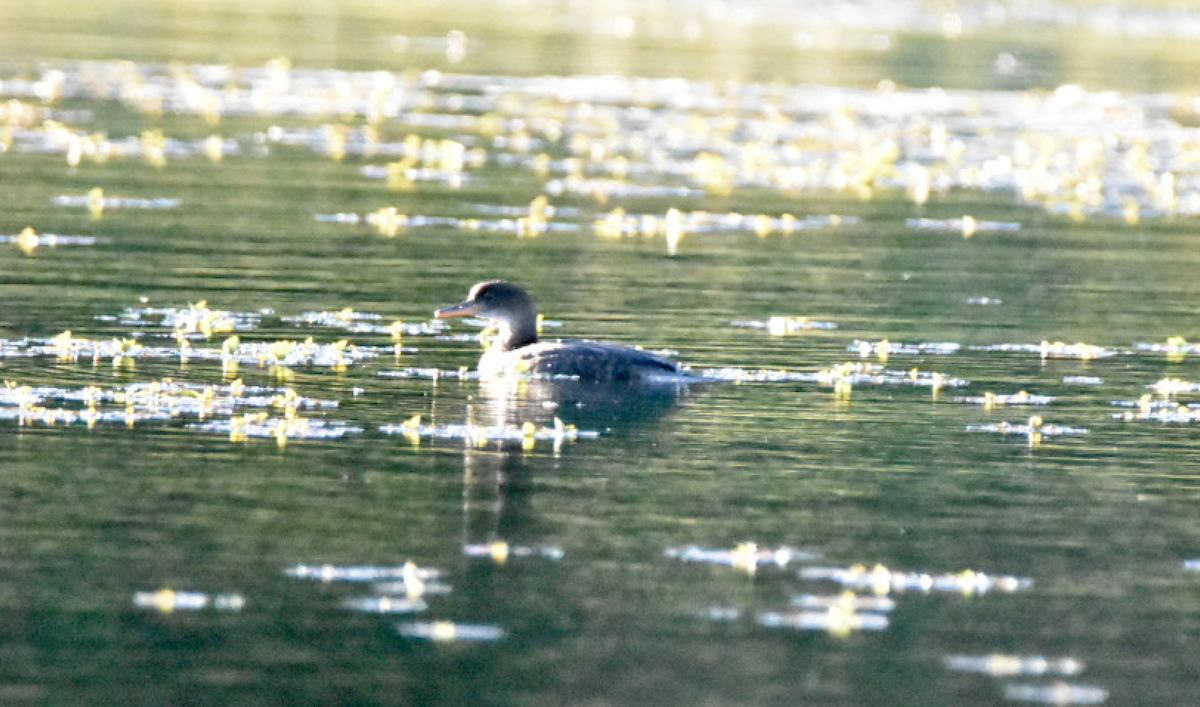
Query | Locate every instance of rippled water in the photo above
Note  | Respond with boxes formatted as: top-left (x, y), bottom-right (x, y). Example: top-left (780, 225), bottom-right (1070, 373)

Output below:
top-left (4, 2), bottom-right (1200, 706)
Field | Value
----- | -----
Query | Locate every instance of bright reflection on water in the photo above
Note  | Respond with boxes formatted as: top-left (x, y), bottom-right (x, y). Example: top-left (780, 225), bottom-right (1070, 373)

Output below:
top-left (3, 2), bottom-right (1200, 706)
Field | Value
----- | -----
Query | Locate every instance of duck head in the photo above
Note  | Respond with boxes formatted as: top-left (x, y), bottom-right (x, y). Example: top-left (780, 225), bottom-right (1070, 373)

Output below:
top-left (435, 280), bottom-right (540, 351)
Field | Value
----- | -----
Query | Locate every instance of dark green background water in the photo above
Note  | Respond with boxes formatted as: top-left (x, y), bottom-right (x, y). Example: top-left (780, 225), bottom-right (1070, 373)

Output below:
top-left (2, 2), bottom-right (1200, 705)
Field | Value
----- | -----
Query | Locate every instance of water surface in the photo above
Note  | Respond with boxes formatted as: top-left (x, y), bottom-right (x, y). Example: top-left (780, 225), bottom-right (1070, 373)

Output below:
top-left (2, 2), bottom-right (1200, 706)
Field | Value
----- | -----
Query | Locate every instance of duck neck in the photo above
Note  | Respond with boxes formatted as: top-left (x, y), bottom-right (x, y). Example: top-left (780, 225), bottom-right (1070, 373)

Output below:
top-left (495, 317), bottom-right (539, 351)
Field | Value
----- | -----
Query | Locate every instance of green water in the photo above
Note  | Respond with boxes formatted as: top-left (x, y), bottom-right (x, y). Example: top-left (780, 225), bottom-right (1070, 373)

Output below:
top-left (3, 2), bottom-right (1200, 706)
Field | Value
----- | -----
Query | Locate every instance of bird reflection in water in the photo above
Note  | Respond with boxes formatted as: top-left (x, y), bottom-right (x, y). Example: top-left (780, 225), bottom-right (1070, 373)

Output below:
top-left (475, 374), bottom-right (693, 434)
top-left (459, 375), bottom-right (694, 550)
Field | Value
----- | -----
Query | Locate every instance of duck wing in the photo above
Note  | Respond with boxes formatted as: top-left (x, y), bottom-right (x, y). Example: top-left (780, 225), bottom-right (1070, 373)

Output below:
top-left (516, 340), bottom-right (682, 383)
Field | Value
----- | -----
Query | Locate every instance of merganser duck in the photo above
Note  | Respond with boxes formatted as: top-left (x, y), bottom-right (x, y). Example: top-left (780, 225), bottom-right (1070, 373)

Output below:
top-left (435, 280), bottom-right (686, 384)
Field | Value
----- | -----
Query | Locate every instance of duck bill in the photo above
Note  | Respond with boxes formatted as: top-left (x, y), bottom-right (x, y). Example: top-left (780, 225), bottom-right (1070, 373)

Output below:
top-left (434, 299), bottom-right (482, 318)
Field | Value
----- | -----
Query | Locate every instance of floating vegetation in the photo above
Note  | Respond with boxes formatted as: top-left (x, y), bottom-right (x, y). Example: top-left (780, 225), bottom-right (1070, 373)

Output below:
top-left (98, 302), bottom-right (264, 338)
top-left (758, 603), bottom-right (890, 634)
top-left (53, 188), bottom-right (180, 217)
top-left (665, 543), bottom-right (819, 574)
top-left (380, 415), bottom-right (597, 450)
top-left (1003, 682), bottom-right (1109, 705)
top-left (0, 378), bottom-right (336, 429)
top-left (689, 367), bottom-right (823, 384)
top-left (943, 654), bottom-right (1085, 677)
top-left (0, 403), bottom-right (141, 428)
top-left (298, 563), bottom-right (444, 604)
top-left (280, 309), bottom-right (443, 337)
top-left (463, 541), bottom-right (565, 563)
top-left (1108, 378), bottom-right (1200, 422)
top-left (284, 559), bottom-right (505, 643)
top-left (1111, 394), bottom-right (1176, 414)
top-left (133, 588), bottom-right (246, 613)
top-left (1146, 377), bottom-right (1200, 398)
top-left (320, 204), bottom-right (857, 253)
top-left (1112, 398), bottom-right (1200, 424)
top-left (97, 301), bottom-right (425, 365)
top-left (792, 591), bottom-right (896, 613)
top-left (945, 655), bottom-right (1105, 707)
top-left (1135, 336), bottom-right (1200, 357)
top-left (692, 363), bottom-right (968, 391)
top-left (966, 297), bottom-right (1004, 306)
top-left (758, 588), bottom-right (892, 628)
top-left (799, 564), bottom-right (1032, 595)
top-left (324, 206), bottom-right (409, 237)
top-left (4, 330), bottom-right (177, 365)
top-left (339, 596), bottom-right (427, 615)
top-left (1063, 376), bottom-right (1104, 386)
top-left (850, 339), bottom-right (961, 358)
top-left (314, 209), bottom-right (579, 239)
top-left (954, 390), bottom-right (1055, 408)
top-left (685, 556), bottom-right (1024, 635)
top-left (355, 136), bottom-right (484, 180)
top-left (317, 196), bottom-right (576, 239)
top-left (189, 414), bottom-right (363, 446)
top-left (759, 591), bottom-right (896, 635)
top-left (396, 621), bottom-right (505, 643)
top-left (0, 378), bottom-right (338, 412)
top-left (731, 316), bottom-right (838, 335)
top-left (970, 341), bottom-right (1121, 360)
top-left (594, 208), bottom-right (858, 254)
top-left (360, 166), bottom-right (473, 189)
top-left (0, 329), bottom-right (386, 371)
top-left (544, 177), bottom-right (702, 201)
top-left (693, 606), bottom-right (743, 623)
top-left (226, 338), bottom-right (384, 369)
top-left (370, 571), bottom-right (453, 600)
top-left (0, 227), bottom-right (104, 254)
top-left (1037, 341), bottom-right (1121, 361)
top-left (284, 562), bottom-right (446, 584)
top-left (8, 59), bottom-right (1200, 228)
top-left (814, 362), bottom-right (966, 395)
top-left (906, 216), bottom-right (1021, 238)
top-left (286, 561), bottom-right (481, 626)
top-left (468, 199), bottom-right (582, 220)
top-left (966, 416), bottom-right (1090, 446)
top-left (378, 367), bottom-right (475, 381)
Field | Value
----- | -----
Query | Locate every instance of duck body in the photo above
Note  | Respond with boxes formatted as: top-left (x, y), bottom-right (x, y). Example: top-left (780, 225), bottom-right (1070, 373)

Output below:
top-left (436, 281), bottom-right (688, 385)
top-left (478, 338), bottom-right (683, 383)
